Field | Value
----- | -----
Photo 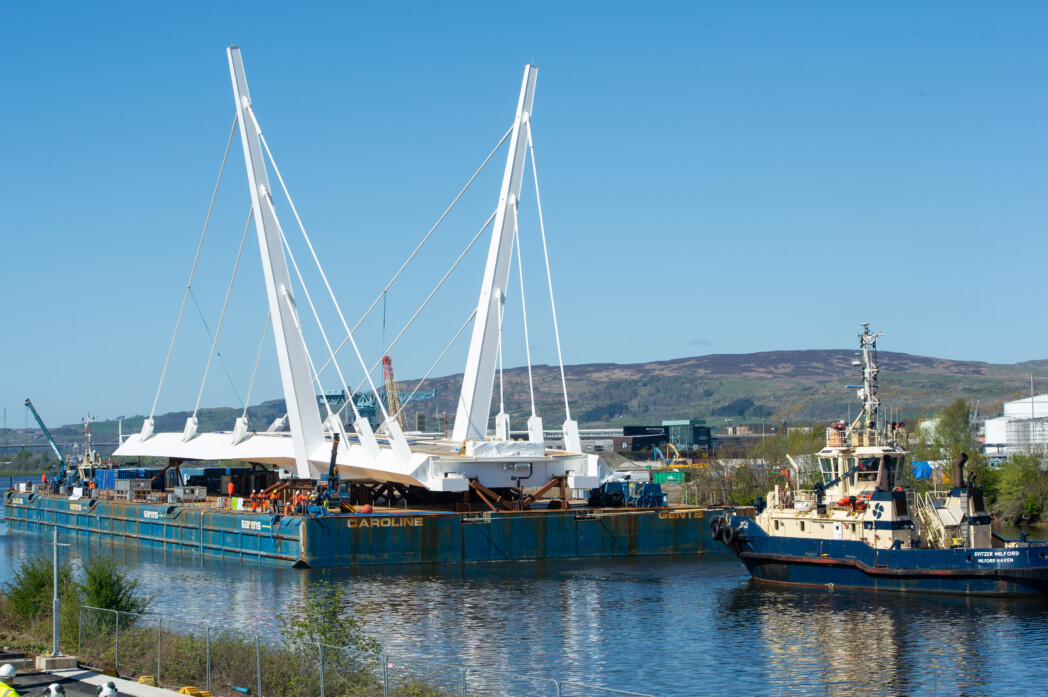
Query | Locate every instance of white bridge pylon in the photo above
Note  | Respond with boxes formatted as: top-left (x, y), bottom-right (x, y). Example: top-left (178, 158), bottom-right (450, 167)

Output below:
top-left (115, 53), bottom-right (606, 491)
top-left (453, 65), bottom-right (537, 443)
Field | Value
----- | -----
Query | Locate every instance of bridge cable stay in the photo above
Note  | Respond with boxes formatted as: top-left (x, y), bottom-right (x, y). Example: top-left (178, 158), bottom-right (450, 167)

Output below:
top-left (240, 313), bottom-right (270, 420)
top-left (511, 205), bottom-right (538, 418)
top-left (348, 210), bottom-right (496, 398)
top-left (253, 118), bottom-right (391, 428)
top-left (149, 114), bottom-right (239, 420)
top-left (273, 212), bottom-right (368, 430)
top-left (311, 126), bottom-right (513, 385)
top-left (388, 308), bottom-right (477, 423)
top-left (192, 208), bottom-right (253, 417)
top-left (497, 285), bottom-right (506, 421)
top-left (526, 120), bottom-right (572, 420)
top-left (186, 289), bottom-right (245, 411)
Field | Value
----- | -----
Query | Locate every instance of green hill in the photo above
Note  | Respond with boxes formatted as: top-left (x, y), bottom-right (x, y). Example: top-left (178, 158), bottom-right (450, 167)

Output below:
top-left (4, 350), bottom-right (1046, 456)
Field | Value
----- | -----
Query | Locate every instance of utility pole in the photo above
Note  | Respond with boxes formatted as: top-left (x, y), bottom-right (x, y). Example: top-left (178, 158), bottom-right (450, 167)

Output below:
top-left (50, 527), bottom-right (70, 656)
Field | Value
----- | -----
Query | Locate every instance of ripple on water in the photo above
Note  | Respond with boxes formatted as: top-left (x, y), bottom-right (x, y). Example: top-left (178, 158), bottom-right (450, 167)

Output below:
top-left (4, 520), bottom-right (1048, 696)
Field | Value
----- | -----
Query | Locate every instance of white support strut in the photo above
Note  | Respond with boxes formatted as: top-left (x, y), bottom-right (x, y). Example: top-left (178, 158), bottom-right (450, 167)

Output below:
top-left (452, 64), bottom-right (538, 442)
top-left (227, 46), bottom-right (326, 478)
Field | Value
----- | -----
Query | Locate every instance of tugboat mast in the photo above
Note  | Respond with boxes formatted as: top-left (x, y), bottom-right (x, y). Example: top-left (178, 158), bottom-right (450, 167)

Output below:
top-left (847, 323), bottom-right (884, 443)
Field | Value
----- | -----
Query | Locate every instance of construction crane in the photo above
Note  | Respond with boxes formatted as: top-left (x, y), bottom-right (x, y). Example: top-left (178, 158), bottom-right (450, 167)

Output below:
top-left (24, 398), bottom-right (68, 483)
top-left (382, 356), bottom-right (405, 430)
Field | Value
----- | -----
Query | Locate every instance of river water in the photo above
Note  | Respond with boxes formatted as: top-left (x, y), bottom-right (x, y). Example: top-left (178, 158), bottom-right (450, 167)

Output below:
top-left (4, 478), bottom-right (1048, 696)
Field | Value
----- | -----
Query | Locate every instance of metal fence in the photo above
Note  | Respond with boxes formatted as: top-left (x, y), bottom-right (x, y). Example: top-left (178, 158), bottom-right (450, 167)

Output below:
top-left (78, 606), bottom-right (654, 697)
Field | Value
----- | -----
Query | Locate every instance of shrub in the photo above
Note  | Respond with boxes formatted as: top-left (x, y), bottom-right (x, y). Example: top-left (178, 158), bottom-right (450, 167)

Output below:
top-left (78, 556), bottom-right (150, 615)
top-left (1, 555), bottom-right (76, 625)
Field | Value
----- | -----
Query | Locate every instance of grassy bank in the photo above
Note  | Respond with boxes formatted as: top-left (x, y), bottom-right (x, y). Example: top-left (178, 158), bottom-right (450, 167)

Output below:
top-left (0, 557), bottom-right (449, 697)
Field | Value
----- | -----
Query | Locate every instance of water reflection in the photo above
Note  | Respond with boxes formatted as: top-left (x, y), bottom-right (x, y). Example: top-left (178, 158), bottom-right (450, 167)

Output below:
top-left (6, 516), bottom-right (1048, 695)
top-left (719, 581), bottom-right (1048, 695)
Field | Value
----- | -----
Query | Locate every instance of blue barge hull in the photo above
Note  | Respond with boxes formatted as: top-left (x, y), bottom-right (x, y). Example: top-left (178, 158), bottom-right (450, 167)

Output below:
top-left (722, 514), bottom-right (1048, 596)
top-left (4, 492), bottom-right (727, 567)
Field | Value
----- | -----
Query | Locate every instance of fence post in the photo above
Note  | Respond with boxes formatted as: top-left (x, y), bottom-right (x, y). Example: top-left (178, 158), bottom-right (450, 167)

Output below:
top-left (157, 616), bottom-right (163, 684)
top-left (460, 667), bottom-right (466, 697)
top-left (318, 643), bottom-right (325, 697)
top-left (383, 654), bottom-right (389, 697)
top-left (77, 606), bottom-right (83, 663)
top-left (114, 609), bottom-right (120, 677)
top-left (206, 626), bottom-right (211, 694)
top-left (255, 636), bottom-right (262, 697)
top-left (557, 681), bottom-right (563, 697)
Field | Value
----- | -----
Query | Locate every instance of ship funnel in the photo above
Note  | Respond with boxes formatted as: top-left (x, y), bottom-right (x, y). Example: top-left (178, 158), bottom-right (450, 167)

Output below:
top-left (953, 453), bottom-right (969, 489)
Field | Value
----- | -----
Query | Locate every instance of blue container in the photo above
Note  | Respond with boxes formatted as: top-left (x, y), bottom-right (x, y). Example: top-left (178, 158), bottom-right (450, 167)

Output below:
top-left (95, 469), bottom-right (116, 491)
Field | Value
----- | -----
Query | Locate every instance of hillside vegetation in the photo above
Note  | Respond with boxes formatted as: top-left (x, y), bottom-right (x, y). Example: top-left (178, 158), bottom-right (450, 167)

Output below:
top-left (4, 350), bottom-right (1047, 453)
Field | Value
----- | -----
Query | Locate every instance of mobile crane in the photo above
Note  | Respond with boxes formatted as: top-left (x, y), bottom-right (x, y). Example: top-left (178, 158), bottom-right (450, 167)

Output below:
top-left (24, 398), bottom-right (70, 485)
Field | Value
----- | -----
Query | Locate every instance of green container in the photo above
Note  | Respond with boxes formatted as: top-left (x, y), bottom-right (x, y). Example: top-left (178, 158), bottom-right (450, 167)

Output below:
top-left (652, 470), bottom-right (685, 484)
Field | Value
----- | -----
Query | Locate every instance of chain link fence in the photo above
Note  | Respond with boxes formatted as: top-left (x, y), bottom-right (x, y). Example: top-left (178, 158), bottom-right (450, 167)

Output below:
top-left (77, 606), bottom-right (654, 697)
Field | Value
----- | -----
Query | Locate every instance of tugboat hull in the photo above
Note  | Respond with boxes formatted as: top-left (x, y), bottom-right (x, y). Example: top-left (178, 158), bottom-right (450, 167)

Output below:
top-left (723, 515), bottom-right (1048, 596)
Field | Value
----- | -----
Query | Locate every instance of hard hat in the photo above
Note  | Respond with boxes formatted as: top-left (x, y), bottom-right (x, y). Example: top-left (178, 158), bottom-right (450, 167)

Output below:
top-left (96, 682), bottom-right (118, 697)
top-left (0, 664), bottom-right (15, 678)
top-left (47, 683), bottom-right (67, 696)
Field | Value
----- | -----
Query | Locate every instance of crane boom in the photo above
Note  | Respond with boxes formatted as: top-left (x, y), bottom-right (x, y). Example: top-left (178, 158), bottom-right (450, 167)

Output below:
top-left (24, 398), bottom-right (66, 472)
top-left (382, 356), bottom-right (405, 430)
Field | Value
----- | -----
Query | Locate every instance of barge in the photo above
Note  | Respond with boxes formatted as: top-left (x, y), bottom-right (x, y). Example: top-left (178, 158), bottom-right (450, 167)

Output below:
top-left (4, 492), bottom-right (723, 568)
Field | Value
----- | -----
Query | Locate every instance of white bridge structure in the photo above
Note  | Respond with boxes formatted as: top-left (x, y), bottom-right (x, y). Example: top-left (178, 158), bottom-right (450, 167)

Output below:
top-left (115, 47), bottom-right (608, 494)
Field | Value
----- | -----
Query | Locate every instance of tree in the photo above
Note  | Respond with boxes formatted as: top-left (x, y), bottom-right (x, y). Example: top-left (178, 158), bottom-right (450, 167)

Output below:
top-left (78, 557), bottom-right (150, 615)
top-left (997, 454), bottom-right (1048, 523)
top-left (277, 580), bottom-right (380, 657)
top-left (910, 398), bottom-right (996, 498)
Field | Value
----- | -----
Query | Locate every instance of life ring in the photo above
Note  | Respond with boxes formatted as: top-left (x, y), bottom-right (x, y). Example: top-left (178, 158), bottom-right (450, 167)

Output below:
top-left (722, 524), bottom-right (737, 546)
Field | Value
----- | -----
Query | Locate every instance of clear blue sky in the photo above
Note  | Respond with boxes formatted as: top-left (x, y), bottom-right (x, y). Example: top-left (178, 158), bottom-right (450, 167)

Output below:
top-left (2, 2), bottom-right (1046, 427)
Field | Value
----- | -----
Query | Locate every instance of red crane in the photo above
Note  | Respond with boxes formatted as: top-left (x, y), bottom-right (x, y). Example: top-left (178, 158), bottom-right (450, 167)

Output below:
top-left (382, 356), bottom-right (405, 430)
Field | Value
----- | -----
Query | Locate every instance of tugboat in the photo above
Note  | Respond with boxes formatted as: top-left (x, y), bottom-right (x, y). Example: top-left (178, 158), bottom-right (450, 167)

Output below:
top-left (714, 324), bottom-right (1048, 596)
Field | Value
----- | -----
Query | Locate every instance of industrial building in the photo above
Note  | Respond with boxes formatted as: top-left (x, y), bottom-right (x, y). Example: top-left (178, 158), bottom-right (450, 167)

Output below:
top-left (662, 419), bottom-right (713, 450)
top-left (983, 394), bottom-right (1048, 459)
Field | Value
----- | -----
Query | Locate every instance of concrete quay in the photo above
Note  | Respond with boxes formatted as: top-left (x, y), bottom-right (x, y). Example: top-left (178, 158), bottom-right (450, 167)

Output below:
top-left (8, 669), bottom-right (186, 697)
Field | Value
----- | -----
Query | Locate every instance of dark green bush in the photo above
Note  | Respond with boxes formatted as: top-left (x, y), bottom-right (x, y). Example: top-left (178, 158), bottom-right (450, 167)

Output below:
top-left (1, 555), bottom-right (76, 625)
top-left (78, 556), bottom-right (150, 615)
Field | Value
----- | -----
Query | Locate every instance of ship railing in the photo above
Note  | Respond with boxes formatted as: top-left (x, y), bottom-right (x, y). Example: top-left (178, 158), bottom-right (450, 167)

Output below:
top-left (911, 491), bottom-right (949, 550)
top-left (76, 605), bottom-right (657, 697)
top-left (826, 429), bottom-right (847, 447)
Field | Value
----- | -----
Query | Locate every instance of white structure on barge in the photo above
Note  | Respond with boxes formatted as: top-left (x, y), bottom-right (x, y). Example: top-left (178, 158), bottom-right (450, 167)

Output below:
top-left (115, 48), bottom-right (607, 495)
